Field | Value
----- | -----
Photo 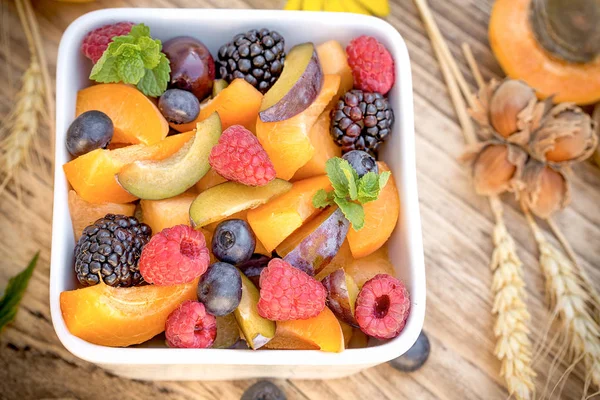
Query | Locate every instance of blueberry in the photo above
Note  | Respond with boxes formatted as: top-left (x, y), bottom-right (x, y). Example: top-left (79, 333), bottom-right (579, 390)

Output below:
top-left (197, 262), bottom-right (242, 316)
top-left (212, 219), bottom-right (256, 265)
top-left (389, 331), bottom-right (430, 372)
top-left (342, 150), bottom-right (378, 177)
top-left (66, 110), bottom-right (113, 157)
top-left (238, 254), bottom-right (270, 288)
top-left (241, 381), bottom-right (286, 400)
top-left (158, 88), bottom-right (200, 124)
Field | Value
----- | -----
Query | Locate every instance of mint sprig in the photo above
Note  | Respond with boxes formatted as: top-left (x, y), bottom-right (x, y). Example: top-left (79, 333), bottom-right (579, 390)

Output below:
top-left (89, 24), bottom-right (170, 97)
top-left (313, 158), bottom-right (391, 231)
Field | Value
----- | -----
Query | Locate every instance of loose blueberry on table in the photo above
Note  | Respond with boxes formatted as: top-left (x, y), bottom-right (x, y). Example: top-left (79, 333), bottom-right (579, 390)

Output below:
top-left (60, 21), bottom-right (411, 353)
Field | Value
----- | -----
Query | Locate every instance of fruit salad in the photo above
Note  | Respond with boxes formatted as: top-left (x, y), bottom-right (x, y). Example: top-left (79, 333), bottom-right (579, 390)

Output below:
top-left (60, 22), bottom-right (410, 353)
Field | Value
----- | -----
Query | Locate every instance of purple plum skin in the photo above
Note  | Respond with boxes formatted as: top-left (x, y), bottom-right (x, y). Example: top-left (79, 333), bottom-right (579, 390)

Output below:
top-left (322, 269), bottom-right (359, 327)
top-left (283, 208), bottom-right (349, 276)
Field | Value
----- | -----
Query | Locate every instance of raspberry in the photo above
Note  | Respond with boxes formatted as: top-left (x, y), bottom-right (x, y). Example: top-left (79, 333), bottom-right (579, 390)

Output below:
top-left (81, 22), bottom-right (134, 63)
top-left (257, 259), bottom-right (326, 321)
top-left (139, 225), bottom-right (210, 286)
top-left (209, 125), bottom-right (276, 186)
top-left (355, 274), bottom-right (410, 340)
top-left (346, 36), bottom-right (395, 95)
top-left (165, 301), bottom-right (216, 348)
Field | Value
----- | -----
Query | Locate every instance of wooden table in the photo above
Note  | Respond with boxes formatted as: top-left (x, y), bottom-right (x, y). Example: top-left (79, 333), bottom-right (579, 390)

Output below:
top-left (1, 0), bottom-right (599, 398)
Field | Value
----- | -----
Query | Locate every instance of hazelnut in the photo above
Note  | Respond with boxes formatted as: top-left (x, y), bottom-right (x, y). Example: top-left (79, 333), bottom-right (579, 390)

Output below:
top-left (489, 80), bottom-right (536, 138)
top-left (521, 162), bottom-right (570, 218)
top-left (530, 103), bottom-right (598, 163)
top-left (472, 143), bottom-right (527, 196)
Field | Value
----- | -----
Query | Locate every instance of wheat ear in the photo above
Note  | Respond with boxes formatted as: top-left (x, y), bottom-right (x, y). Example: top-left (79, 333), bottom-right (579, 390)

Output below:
top-left (412, 2), bottom-right (537, 397)
top-left (489, 196), bottom-right (536, 399)
top-left (524, 209), bottom-right (600, 397)
top-left (0, 59), bottom-right (45, 195)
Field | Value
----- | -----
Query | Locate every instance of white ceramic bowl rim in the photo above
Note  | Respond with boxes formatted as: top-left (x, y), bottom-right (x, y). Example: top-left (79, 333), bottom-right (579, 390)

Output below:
top-left (50, 8), bottom-right (426, 368)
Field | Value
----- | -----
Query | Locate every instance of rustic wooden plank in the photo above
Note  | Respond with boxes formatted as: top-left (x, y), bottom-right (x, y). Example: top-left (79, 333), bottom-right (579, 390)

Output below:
top-left (0, 0), bottom-right (599, 399)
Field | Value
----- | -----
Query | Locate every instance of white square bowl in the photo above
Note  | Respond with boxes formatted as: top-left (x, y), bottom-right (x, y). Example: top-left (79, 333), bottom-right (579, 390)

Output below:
top-left (51, 8), bottom-right (425, 381)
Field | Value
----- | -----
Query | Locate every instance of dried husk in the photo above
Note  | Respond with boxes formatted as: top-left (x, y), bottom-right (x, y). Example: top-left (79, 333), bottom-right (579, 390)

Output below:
top-left (519, 161), bottom-right (570, 218)
top-left (463, 141), bottom-right (528, 196)
top-left (530, 103), bottom-right (598, 164)
top-left (468, 79), bottom-right (545, 146)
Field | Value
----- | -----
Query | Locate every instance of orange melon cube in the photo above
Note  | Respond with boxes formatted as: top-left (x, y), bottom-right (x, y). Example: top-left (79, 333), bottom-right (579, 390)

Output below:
top-left (63, 131), bottom-right (194, 204)
top-left (256, 75), bottom-right (340, 180)
top-left (171, 79), bottom-right (263, 133)
top-left (246, 175), bottom-right (332, 252)
top-left (347, 162), bottom-right (399, 258)
top-left (140, 191), bottom-right (197, 235)
top-left (76, 84), bottom-right (169, 145)
top-left (292, 111), bottom-right (341, 181)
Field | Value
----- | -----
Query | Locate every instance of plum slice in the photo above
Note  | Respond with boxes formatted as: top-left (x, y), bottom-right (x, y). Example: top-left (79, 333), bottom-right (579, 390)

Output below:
top-left (116, 113), bottom-right (221, 200)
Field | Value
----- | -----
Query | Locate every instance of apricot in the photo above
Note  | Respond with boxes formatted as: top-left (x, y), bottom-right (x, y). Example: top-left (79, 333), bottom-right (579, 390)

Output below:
top-left (264, 307), bottom-right (344, 352)
top-left (256, 74), bottom-right (340, 180)
top-left (292, 111), bottom-right (341, 181)
top-left (246, 175), bottom-right (332, 252)
top-left (76, 84), bottom-right (169, 145)
top-left (316, 40), bottom-right (353, 107)
top-left (64, 131), bottom-right (194, 204)
top-left (140, 191), bottom-right (197, 235)
top-left (60, 279), bottom-right (198, 347)
top-left (68, 190), bottom-right (135, 241)
top-left (347, 162), bottom-right (399, 258)
top-left (171, 79), bottom-right (263, 133)
top-left (345, 245), bottom-right (395, 288)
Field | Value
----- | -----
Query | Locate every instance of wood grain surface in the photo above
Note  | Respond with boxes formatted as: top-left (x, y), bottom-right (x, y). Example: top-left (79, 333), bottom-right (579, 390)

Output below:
top-left (1, 0), bottom-right (599, 399)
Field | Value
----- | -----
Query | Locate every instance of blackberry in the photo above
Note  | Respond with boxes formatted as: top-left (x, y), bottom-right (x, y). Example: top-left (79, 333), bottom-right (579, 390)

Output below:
top-left (216, 28), bottom-right (285, 94)
top-left (74, 214), bottom-right (151, 287)
top-left (330, 90), bottom-right (394, 158)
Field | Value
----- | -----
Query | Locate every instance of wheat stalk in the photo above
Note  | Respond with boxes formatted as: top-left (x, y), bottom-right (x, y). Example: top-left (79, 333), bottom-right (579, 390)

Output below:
top-left (489, 196), bottom-right (536, 399)
top-left (0, 0), bottom-right (53, 199)
top-left (412, 2), bottom-right (537, 398)
top-left (524, 209), bottom-right (600, 398)
top-left (0, 59), bottom-right (45, 196)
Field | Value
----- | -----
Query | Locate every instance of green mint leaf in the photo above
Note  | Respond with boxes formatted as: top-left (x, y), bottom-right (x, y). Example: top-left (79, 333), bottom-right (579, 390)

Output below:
top-left (138, 36), bottom-right (161, 69)
top-left (89, 51), bottom-right (120, 83)
top-left (129, 23), bottom-right (150, 38)
top-left (116, 47), bottom-right (145, 84)
top-left (334, 197), bottom-right (365, 231)
top-left (89, 24), bottom-right (170, 97)
top-left (357, 171), bottom-right (379, 203)
top-left (110, 35), bottom-right (136, 46)
top-left (339, 158), bottom-right (359, 201)
top-left (312, 189), bottom-right (334, 208)
top-left (379, 171), bottom-right (391, 190)
top-left (325, 158), bottom-right (349, 198)
top-left (0, 252), bottom-right (39, 331)
top-left (137, 53), bottom-right (170, 97)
